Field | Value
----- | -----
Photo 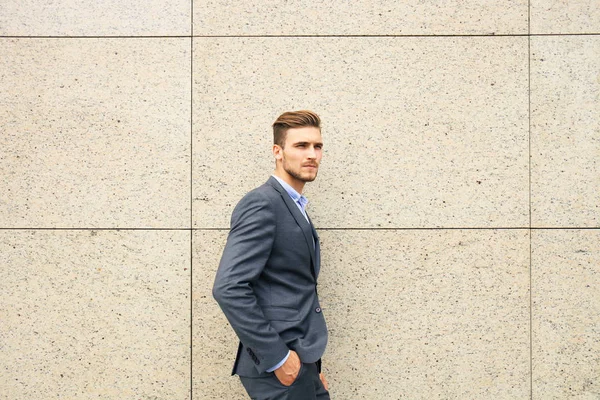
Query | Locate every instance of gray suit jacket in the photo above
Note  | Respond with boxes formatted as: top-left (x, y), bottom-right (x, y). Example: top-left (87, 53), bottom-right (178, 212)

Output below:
top-left (213, 176), bottom-right (328, 377)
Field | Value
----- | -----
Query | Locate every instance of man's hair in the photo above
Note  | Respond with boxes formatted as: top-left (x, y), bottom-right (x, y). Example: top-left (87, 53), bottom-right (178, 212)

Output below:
top-left (272, 110), bottom-right (321, 148)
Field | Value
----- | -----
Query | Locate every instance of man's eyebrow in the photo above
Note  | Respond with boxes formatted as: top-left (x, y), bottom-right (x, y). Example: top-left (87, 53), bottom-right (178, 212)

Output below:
top-left (292, 141), bottom-right (324, 146)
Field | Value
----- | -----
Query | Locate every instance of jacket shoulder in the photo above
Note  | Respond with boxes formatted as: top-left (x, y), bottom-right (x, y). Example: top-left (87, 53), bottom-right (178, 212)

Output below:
top-left (237, 181), bottom-right (280, 205)
top-left (229, 181), bottom-right (281, 220)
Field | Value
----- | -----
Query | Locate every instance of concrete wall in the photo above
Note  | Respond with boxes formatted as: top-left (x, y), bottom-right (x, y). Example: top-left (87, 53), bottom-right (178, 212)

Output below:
top-left (1, 1), bottom-right (598, 399)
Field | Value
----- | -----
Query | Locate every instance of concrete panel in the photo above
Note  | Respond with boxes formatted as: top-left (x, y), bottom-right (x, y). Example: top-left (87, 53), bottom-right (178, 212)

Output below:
top-left (0, 39), bottom-right (190, 228)
top-left (531, 36), bottom-right (600, 227)
top-left (0, 0), bottom-right (190, 36)
top-left (193, 37), bottom-right (529, 229)
top-left (531, 0), bottom-right (600, 34)
top-left (0, 230), bottom-right (191, 399)
top-left (193, 229), bottom-right (530, 399)
top-left (319, 229), bottom-right (530, 399)
top-left (193, 0), bottom-right (527, 35)
top-left (532, 230), bottom-right (600, 399)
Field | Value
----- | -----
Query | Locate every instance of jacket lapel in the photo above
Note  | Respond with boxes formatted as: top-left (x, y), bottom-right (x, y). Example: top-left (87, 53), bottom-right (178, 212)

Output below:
top-left (267, 177), bottom-right (317, 272)
top-left (307, 214), bottom-right (321, 278)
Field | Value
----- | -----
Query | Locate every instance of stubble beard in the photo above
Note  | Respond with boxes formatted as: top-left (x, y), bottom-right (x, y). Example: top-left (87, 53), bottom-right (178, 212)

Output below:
top-left (283, 161), bottom-right (318, 183)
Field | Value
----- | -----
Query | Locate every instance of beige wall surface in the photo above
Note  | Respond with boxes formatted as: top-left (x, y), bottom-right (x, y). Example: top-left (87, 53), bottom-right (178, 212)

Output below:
top-left (1, 1), bottom-right (598, 400)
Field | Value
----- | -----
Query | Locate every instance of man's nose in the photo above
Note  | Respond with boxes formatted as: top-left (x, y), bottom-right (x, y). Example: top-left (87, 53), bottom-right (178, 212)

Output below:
top-left (307, 146), bottom-right (317, 159)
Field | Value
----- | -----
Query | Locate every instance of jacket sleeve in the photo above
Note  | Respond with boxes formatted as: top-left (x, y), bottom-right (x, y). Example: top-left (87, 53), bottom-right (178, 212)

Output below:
top-left (212, 190), bottom-right (289, 374)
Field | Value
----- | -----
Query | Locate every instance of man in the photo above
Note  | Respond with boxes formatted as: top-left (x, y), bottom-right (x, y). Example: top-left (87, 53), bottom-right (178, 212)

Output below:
top-left (213, 110), bottom-right (330, 399)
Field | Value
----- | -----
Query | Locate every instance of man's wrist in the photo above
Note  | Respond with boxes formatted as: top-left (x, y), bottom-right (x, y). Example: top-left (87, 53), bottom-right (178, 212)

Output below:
top-left (266, 350), bottom-right (290, 372)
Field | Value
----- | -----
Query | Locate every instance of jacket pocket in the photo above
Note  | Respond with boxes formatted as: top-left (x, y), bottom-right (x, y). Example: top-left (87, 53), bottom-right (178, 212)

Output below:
top-left (261, 306), bottom-right (300, 321)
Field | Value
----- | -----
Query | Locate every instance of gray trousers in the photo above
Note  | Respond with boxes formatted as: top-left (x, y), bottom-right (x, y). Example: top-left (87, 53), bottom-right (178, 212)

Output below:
top-left (239, 362), bottom-right (330, 400)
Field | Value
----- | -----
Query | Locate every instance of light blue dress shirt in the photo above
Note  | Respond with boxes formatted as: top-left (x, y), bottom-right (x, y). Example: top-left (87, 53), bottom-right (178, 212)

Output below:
top-left (272, 175), bottom-right (310, 222)
top-left (266, 175), bottom-right (310, 372)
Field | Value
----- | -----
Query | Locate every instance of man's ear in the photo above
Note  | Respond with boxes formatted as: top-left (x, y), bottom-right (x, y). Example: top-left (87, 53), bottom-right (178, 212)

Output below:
top-left (272, 144), bottom-right (283, 161)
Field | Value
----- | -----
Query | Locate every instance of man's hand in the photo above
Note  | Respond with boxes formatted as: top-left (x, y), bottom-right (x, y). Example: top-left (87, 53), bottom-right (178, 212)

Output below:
top-left (319, 372), bottom-right (329, 391)
top-left (274, 350), bottom-right (301, 386)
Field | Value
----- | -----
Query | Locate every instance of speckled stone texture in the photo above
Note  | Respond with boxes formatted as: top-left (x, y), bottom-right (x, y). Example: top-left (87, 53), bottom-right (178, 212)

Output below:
top-left (193, 0), bottom-right (527, 35)
top-left (1, 0), bottom-right (598, 399)
top-left (0, 39), bottom-right (191, 228)
top-left (532, 230), bottom-right (600, 399)
top-left (321, 229), bottom-right (530, 399)
top-left (194, 229), bottom-right (530, 399)
top-left (0, 230), bottom-right (190, 399)
top-left (531, 36), bottom-right (600, 227)
top-left (0, 1), bottom-right (190, 36)
top-left (193, 37), bottom-right (529, 229)
top-left (531, 0), bottom-right (600, 34)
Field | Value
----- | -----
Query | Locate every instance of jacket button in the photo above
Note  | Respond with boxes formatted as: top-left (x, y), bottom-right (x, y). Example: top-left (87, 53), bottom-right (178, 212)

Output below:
top-left (315, 307), bottom-right (321, 313)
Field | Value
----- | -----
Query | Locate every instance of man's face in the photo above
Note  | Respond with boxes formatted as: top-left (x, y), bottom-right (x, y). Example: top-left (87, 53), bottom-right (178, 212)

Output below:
top-left (275, 126), bottom-right (323, 184)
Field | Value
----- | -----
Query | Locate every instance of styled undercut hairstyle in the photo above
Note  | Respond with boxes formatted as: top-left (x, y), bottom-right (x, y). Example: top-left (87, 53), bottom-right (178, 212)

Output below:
top-left (272, 110), bottom-right (321, 148)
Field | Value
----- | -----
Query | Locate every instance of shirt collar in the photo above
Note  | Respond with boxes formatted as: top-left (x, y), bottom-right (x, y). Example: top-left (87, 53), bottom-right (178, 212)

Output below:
top-left (272, 175), bottom-right (309, 210)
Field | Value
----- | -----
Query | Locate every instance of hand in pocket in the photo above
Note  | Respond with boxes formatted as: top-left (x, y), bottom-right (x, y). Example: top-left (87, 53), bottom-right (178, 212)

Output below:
top-left (274, 350), bottom-right (301, 386)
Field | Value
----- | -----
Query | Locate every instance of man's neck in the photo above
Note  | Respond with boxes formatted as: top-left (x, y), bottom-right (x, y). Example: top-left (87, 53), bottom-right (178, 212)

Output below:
top-left (273, 170), bottom-right (305, 194)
